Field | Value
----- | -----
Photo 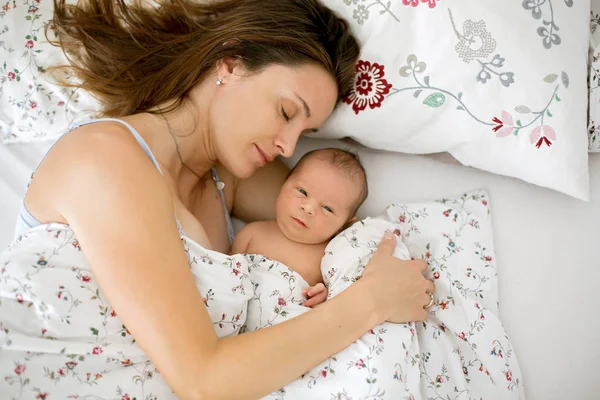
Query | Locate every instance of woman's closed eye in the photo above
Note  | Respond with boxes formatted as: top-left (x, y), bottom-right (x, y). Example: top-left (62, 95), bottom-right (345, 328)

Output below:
top-left (281, 106), bottom-right (290, 122)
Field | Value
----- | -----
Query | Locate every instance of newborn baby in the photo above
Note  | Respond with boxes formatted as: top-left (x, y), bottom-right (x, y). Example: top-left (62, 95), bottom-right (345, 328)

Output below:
top-left (231, 148), bottom-right (368, 306)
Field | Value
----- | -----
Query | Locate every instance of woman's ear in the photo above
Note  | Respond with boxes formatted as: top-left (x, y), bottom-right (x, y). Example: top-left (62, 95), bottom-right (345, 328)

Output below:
top-left (215, 56), bottom-right (244, 82)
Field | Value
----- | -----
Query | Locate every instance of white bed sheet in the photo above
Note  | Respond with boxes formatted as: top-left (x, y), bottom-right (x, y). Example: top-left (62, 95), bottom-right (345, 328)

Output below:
top-left (1, 137), bottom-right (598, 400)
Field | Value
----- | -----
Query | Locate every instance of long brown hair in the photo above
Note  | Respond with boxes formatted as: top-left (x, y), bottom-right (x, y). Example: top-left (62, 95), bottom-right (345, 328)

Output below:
top-left (48, 0), bottom-right (360, 117)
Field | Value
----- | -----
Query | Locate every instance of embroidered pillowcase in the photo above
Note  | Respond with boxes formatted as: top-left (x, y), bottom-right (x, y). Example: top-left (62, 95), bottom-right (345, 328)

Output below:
top-left (589, 0), bottom-right (600, 152)
top-left (315, 0), bottom-right (590, 200)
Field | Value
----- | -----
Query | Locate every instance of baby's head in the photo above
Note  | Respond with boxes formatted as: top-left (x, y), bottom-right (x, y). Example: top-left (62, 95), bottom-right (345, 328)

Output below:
top-left (275, 148), bottom-right (368, 244)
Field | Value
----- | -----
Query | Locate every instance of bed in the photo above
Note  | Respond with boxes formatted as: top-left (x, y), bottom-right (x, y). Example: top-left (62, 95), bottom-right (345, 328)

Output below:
top-left (1, 137), bottom-right (598, 399)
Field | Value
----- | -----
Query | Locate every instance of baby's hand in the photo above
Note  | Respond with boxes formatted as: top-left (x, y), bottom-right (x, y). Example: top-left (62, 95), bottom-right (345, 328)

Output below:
top-left (302, 283), bottom-right (328, 308)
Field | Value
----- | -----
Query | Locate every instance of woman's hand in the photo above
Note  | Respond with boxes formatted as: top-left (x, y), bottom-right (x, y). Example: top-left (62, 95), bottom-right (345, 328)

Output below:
top-left (361, 232), bottom-right (435, 323)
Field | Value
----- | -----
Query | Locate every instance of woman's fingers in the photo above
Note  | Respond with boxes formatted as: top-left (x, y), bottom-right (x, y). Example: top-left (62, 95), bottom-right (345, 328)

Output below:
top-left (425, 279), bottom-right (435, 294)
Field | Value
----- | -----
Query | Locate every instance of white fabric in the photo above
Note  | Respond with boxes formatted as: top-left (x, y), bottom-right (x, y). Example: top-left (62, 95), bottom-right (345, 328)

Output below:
top-left (588, 0), bottom-right (600, 151)
top-left (314, 0), bottom-right (590, 200)
top-left (1, 138), bottom-right (600, 399)
top-left (243, 208), bottom-right (523, 400)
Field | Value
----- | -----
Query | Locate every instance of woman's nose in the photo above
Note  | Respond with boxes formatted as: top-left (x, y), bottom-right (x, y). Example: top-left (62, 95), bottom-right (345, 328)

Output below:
top-left (274, 129), bottom-right (300, 158)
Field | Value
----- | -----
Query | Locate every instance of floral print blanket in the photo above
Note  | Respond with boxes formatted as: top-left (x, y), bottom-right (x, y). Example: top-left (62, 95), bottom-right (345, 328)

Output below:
top-left (0, 190), bottom-right (523, 399)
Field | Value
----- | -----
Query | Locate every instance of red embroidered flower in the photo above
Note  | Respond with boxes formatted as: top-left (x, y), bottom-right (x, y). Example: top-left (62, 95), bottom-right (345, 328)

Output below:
top-left (14, 363), bottom-right (26, 375)
top-left (433, 271), bottom-right (440, 279)
top-left (355, 359), bottom-right (366, 368)
top-left (36, 393), bottom-right (48, 399)
top-left (530, 125), bottom-right (556, 148)
top-left (58, 368), bottom-right (66, 376)
top-left (28, 6), bottom-right (38, 13)
top-left (58, 101), bottom-right (65, 106)
top-left (425, 252), bottom-right (432, 259)
top-left (435, 374), bottom-right (444, 383)
top-left (439, 300), bottom-right (448, 310)
top-left (95, 373), bottom-right (102, 379)
top-left (443, 210), bottom-right (450, 217)
top-left (484, 256), bottom-right (492, 262)
top-left (121, 359), bottom-right (132, 365)
top-left (15, 293), bottom-right (24, 303)
top-left (491, 111), bottom-right (514, 137)
top-left (25, 40), bottom-right (34, 49)
top-left (81, 275), bottom-right (91, 283)
top-left (278, 297), bottom-right (287, 306)
top-left (399, 215), bottom-right (406, 223)
top-left (7, 71), bottom-right (15, 81)
top-left (92, 347), bottom-right (103, 355)
top-left (232, 268), bottom-right (240, 276)
top-left (480, 313), bottom-right (485, 320)
top-left (65, 361), bottom-right (78, 369)
top-left (393, 229), bottom-right (401, 236)
top-left (438, 324), bottom-right (446, 332)
top-left (482, 200), bottom-right (488, 206)
top-left (111, 310), bottom-right (117, 317)
top-left (122, 395), bottom-right (131, 400)
top-left (506, 370), bottom-right (513, 381)
top-left (29, 100), bottom-right (37, 109)
top-left (369, 329), bottom-right (375, 335)
top-left (344, 60), bottom-right (392, 115)
top-left (2, 3), bottom-right (9, 11)
top-left (320, 370), bottom-right (327, 378)
top-left (458, 332), bottom-right (466, 340)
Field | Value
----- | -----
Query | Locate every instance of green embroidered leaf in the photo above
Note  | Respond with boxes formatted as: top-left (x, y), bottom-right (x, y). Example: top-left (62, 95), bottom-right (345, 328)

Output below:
top-left (546, 110), bottom-right (553, 117)
top-left (25, 16), bottom-right (31, 21)
top-left (14, 69), bottom-right (19, 73)
top-left (25, 35), bottom-right (31, 40)
top-left (516, 120), bottom-right (522, 126)
top-left (543, 74), bottom-right (558, 83)
top-left (423, 92), bottom-right (445, 108)
top-left (555, 94), bottom-right (561, 102)
top-left (33, 36), bottom-right (37, 41)
top-left (513, 129), bottom-right (519, 136)
top-left (514, 105), bottom-right (531, 114)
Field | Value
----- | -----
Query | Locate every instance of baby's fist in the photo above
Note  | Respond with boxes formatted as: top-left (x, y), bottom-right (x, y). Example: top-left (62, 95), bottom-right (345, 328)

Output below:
top-left (302, 283), bottom-right (328, 308)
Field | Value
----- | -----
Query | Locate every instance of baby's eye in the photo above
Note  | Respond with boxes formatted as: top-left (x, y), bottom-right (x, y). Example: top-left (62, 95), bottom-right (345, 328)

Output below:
top-left (297, 188), bottom-right (307, 196)
top-left (323, 206), bottom-right (334, 214)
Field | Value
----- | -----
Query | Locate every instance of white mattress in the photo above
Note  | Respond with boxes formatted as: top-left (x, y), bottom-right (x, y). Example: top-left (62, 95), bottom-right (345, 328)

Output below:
top-left (1, 137), bottom-right (599, 400)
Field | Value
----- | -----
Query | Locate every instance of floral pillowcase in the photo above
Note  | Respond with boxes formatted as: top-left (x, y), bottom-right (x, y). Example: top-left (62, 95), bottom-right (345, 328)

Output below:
top-left (589, 0), bottom-right (600, 152)
top-left (315, 0), bottom-right (590, 200)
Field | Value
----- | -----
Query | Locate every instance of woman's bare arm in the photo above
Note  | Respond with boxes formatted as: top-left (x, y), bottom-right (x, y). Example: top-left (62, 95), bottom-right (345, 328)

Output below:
top-left (33, 129), bottom-right (428, 400)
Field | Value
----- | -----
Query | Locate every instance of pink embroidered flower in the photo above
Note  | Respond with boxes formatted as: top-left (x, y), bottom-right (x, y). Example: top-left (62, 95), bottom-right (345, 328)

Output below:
top-left (25, 40), bottom-right (34, 49)
top-left (320, 370), bottom-right (327, 378)
top-left (530, 125), bottom-right (556, 148)
top-left (506, 370), bottom-right (513, 381)
top-left (482, 200), bottom-right (488, 206)
top-left (438, 324), bottom-right (446, 332)
top-left (425, 251), bottom-right (432, 259)
top-left (58, 368), bottom-right (66, 376)
top-left (58, 101), bottom-right (65, 106)
top-left (2, 3), bottom-right (9, 11)
top-left (278, 297), bottom-right (287, 307)
top-left (399, 215), bottom-right (406, 223)
top-left (7, 71), bottom-right (15, 81)
top-left (435, 374), bottom-right (444, 383)
top-left (491, 111), bottom-right (514, 137)
top-left (458, 332), bottom-right (466, 340)
top-left (65, 361), bottom-right (78, 369)
top-left (111, 310), bottom-right (117, 317)
top-left (393, 229), bottom-right (401, 236)
top-left (15, 293), bottom-right (24, 303)
top-left (403, 0), bottom-right (439, 8)
top-left (355, 359), bottom-right (366, 368)
top-left (410, 327), bottom-right (415, 336)
top-left (81, 275), bottom-right (91, 283)
top-left (14, 363), bottom-right (26, 375)
top-left (232, 268), bottom-right (240, 276)
top-left (439, 300), bottom-right (448, 310)
top-left (121, 359), bottom-right (132, 365)
top-left (344, 60), bottom-right (392, 115)
top-left (95, 373), bottom-right (102, 379)
top-left (122, 395), bottom-right (131, 400)
top-left (369, 329), bottom-right (375, 335)
top-left (443, 210), bottom-right (450, 217)
top-left (480, 313), bottom-right (485, 320)
top-left (92, 347), bottom-right (103, 355)
top-left (28, 6), bottom-right (38, 13)
top-left (485, 256), bottom-right (492, 262)
top-left (36, 393), bottom-right (48, 399)
top-left (41, 328), bottom-right (47, 335)
top-left (29, 100), bottom-right (37, 109)
top-left (433, 271), bottom-right (440, 279)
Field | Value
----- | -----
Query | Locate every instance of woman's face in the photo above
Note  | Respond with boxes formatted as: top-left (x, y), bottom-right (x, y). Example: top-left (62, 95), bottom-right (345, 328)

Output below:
top-left (210, 62), bottom-right (338, 179)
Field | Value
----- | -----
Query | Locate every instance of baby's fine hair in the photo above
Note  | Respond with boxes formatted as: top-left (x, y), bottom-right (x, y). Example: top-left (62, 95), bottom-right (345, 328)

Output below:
top-left (289, 148), bottom-right (368, 216)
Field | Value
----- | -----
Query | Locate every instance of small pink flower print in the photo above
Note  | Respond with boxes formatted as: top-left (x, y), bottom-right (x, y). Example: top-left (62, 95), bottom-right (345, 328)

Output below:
top-left (410, 327), bottom-right (415, 336)
top-left (443, 210), bottom-right (450, 217)
top-left (409, 395), bottom-right (415, 400)
top-left (463, 366), bottom-right (468, 376)
top-left (475, 302), bottom-right (480, 309)
top-left (58, 368), bottom-right (66, 376)
top-left (492, 111), bottom-right (514, 137)
top-left (438, 324), bottom-right (446, 332)
top-left (530, 125), bottom-right (556, 148)
top-left (344, 60), bottom-right (392, 115)
top-left (36, 393), bottom-right (48, 399)
top-left (480, 314), bottom-right (485, 320)
top-left (458, 332), bottom-right (466, 340)
top-left (122, 395), bottom-right (131, 400)
top-left (95, 373), bottom-right (102, 379)
top-left (28, 6), bottom-right (38, 13)
top-left (439, 300), bottom-right (448, 310)
top-left (436, 374), bottom-right (444, 383)
top-left (2, 3), bottom-right (9, 11)
top-left (484, 256), bottom-right (492, 262)
top-left (15, 293), bottom-right (24, 303)
top-left (399, 215), bottom-right (406, 223)
top-left (232, 269), bottom-right (240, 276)
top-left (14, 363), bottom-right (26, 375)
top-left (29, 100), bottom-right (37, 109)
top-left (7, 71), bottom-right (16, 81)
top-left (236, 261), bottom-right (241, 267)
top-left (393, 228), bottom-right (401, 236)
top-left (72, 240), bottom-right (81, 250)
top-left (482, 200), bottom-right (488, 206)
top-left (378, 337), bottom-right (384, 344)
top-left (320, 370), bottom-right (327, 378)
top-left (355, 359), bottom-right (366, 368)
top-left (58, 101), bottom-right (65, 106)
top-left (403, 0), bottom-right (439, 8)
top-left (369, 329), bottom-right (375, 335)
top-left (433, 271), bottom-right (440, 279)
top-left (41, 328), bottom-right (47, 335)
top-left (278, 297), bottom-right (287, 307)
top-left (111, 310), bottom-right (117, 317)
top-left (81, 275), bottom-right (91, 283)
top-left (425, 251), bottom-right (432, 259)
top-left (506, 370), bottom-right (512, 381)
top-left (65, 361), bottom-right (78, 369)
top-left (479, 364), bottom-right (484, 372)
top-left (92, 347), bottom-right (103, 355)
top-left (25, 40), bottom-right (34, 49)
top-left (121, 359), bottom-right (132, 366)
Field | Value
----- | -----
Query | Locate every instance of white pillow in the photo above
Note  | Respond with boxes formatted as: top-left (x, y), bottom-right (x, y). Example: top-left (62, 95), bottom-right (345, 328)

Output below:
top-left (0, 0), bottom-right (99, 143)
top-left (316, 0), bottom-right (590, 200)
top-left (589, 0), bottom-right (600, 152)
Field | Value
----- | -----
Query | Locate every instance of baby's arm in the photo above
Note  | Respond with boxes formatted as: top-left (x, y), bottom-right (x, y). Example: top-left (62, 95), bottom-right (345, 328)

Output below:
top-left (230, 223), bottom-right (256, 255)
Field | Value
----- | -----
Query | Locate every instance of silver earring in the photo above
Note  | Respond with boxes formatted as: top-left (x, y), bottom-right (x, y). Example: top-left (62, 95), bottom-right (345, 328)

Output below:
top-left (216, 78), bottom-right (223, 85)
